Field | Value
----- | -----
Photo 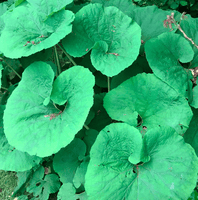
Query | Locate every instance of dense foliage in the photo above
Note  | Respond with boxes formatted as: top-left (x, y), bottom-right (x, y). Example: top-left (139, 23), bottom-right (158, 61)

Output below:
top-left (0, 0), bottom-right (198, 199)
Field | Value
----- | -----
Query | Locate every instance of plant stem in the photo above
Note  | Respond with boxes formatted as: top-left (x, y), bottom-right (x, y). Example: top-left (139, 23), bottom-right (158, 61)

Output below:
top-left (177, 23), bottom-right (198, 49)
top-left (107, 77), bottom-right (110, 92)
top-left (54, 46), bottom-right (61, 75)
top-left (1, 86), bottom-right (8, 90)
top-left (57, 44), bottom-right (77, 66)
top-left (2, 58), bottom-right (21, 79)
top-left (83, 124), bottom-right (90, 130)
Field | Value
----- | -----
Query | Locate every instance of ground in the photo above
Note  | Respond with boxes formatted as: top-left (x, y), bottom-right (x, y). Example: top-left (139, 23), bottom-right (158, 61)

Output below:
top-left (0, 170), bottom-right (17, 200)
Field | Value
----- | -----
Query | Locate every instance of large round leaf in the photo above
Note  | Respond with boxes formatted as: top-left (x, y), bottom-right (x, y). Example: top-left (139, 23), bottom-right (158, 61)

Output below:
top-left (62, 3), bottom-right (141, 77)
top-left (145, 32), bottom-right (194, 99)
top-left (27, 0), bottom-right (73, 17)
top-left (132, 5), bottom-right (178, 42)
top-left (3, 62), bottom-right (95, 157)
top-left (0, 3), bottom-right (74, 58)
top-left (85, 124), bottom-right (198, 200)
top-left (92, 2), bottom-right (175, 42)
top-left (0, 106), bottom-right (41, 172)
top-left (91, 0), bottom-right (136, 18)
top-left (104, 73), bottom-right (192, 134)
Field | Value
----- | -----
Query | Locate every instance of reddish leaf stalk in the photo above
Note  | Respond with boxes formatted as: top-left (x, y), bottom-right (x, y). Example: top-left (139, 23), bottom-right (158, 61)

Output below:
top-left (163, 12), bottom-right (198, 49)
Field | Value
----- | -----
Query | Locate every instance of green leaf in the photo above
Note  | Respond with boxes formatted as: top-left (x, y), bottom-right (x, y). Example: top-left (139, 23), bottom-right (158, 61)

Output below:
top-left (180, 1), bottom-right (188, 6)
top-left (104, 73), bottom-right (192, 134)
top-left (189, 189), bottom-right (198, 200)
top-left (132, 5), bottom-right (177, 42)
top-left (73, 157), bottom-right (89, 188)
top-left (178, 15), bottom-right (198, 69)
top-left (145, 32), bottom-right (194, 99)
top-left (14, 0), bottom-right (25, 7)
top-left (85, 124), bottom-right (198, 200)
top-left (26, 166), bottom-right (61, 200)
top-left (110, 56), bottom-right (146, 89)
top-left (89, 93), bottom-right (112, 132)
top-left (62, 3), bottom-right (141, 77)
top-left (13, 169), bottom-right (33, 197)
top-left (91, 0), bottom-right (136, 18)
top-left (3, 62), bottom-right (94, 157)
top-left (0, 4), bottom-right (74, 58)
top-left (53, 138), bottom-right (86, 184)
top-left (19, 49), bottom-right (53, 69)
top-left (94, 71), bottom-right (107, 88)
top-left (184, 108), bottom-right (198, 157)
top-left (84, 109), bottom-right (95, 126)
top-left (0, 63), bottom-right (3, 88)
top-left (0, 128), bottom-right (41, 171)
top-left (191, 81), bottom-right (198, 108)
top-left (83, 129), bottom-right (99, 154)
top-left (15, 195), bottom-right (28, 200)
top-left (169, 1), bottom-right (179, 9)
top-left (57, 183), bottom-right (76, 200)
top-left (27, 0), bottom-right (73, 17)
top-left (0, 3), bottom-right (8, 16)
top-left (57, 183), bottom-right (88, 200)
top-left (0, 106), bottom-right (41, 172)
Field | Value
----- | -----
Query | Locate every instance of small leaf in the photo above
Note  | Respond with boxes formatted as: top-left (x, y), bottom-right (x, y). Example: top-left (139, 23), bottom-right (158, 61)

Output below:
top-left (83, 129), bottom-right (99, 154)
top-left (89, 93), bottom-right (112, 132)
top-left (53, 138), bottom-right (86, 184)
top-left (73, 158), bottom-right (89, 188)
top-left (26, 166), bottom-right (61, 200)
top-left (13, 169), bottom-right (33, 197)
top-left (191, 84), bottom-right (198, 108)
top-left (57, 183), bottom-right (76, 200)
top-left (0, 63), bottom-right (3, 88)
top-left (184, 108), bottom-right (198, 157)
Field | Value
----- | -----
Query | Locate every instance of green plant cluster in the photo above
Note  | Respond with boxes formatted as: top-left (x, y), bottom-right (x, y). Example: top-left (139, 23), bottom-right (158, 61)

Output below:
top-left (0, 0), bottom-right (198, 199)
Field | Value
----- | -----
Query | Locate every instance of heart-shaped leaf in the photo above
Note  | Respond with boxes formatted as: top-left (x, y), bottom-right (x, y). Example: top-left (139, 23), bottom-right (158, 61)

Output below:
top-left (85, 123), bottom-right (198, 200)
top-left (3, 62), bottom-right (94, 157)
top-left (178, 15), bottom-right (198, 69)
top-left (62, 3), bottom-right (141, 77)
top-left (0, 3), bottom-right (74, 58)
top-left (104, 73), bottom-right (192, 134)
top-left (145, 32), bottom-right (194, 99)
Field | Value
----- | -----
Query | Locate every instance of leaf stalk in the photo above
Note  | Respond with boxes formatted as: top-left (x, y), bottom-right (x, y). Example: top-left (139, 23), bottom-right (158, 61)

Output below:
top-left (57, 44), bottom-right (77, 66)
top-left (2, 58), bottom-right (22, 79)
top-left (54, 46), bottom-right (61, 75)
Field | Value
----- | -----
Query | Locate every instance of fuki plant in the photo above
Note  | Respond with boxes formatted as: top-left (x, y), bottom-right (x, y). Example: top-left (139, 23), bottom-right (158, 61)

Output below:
top-left (0, 0), bottom-right (198, 199)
